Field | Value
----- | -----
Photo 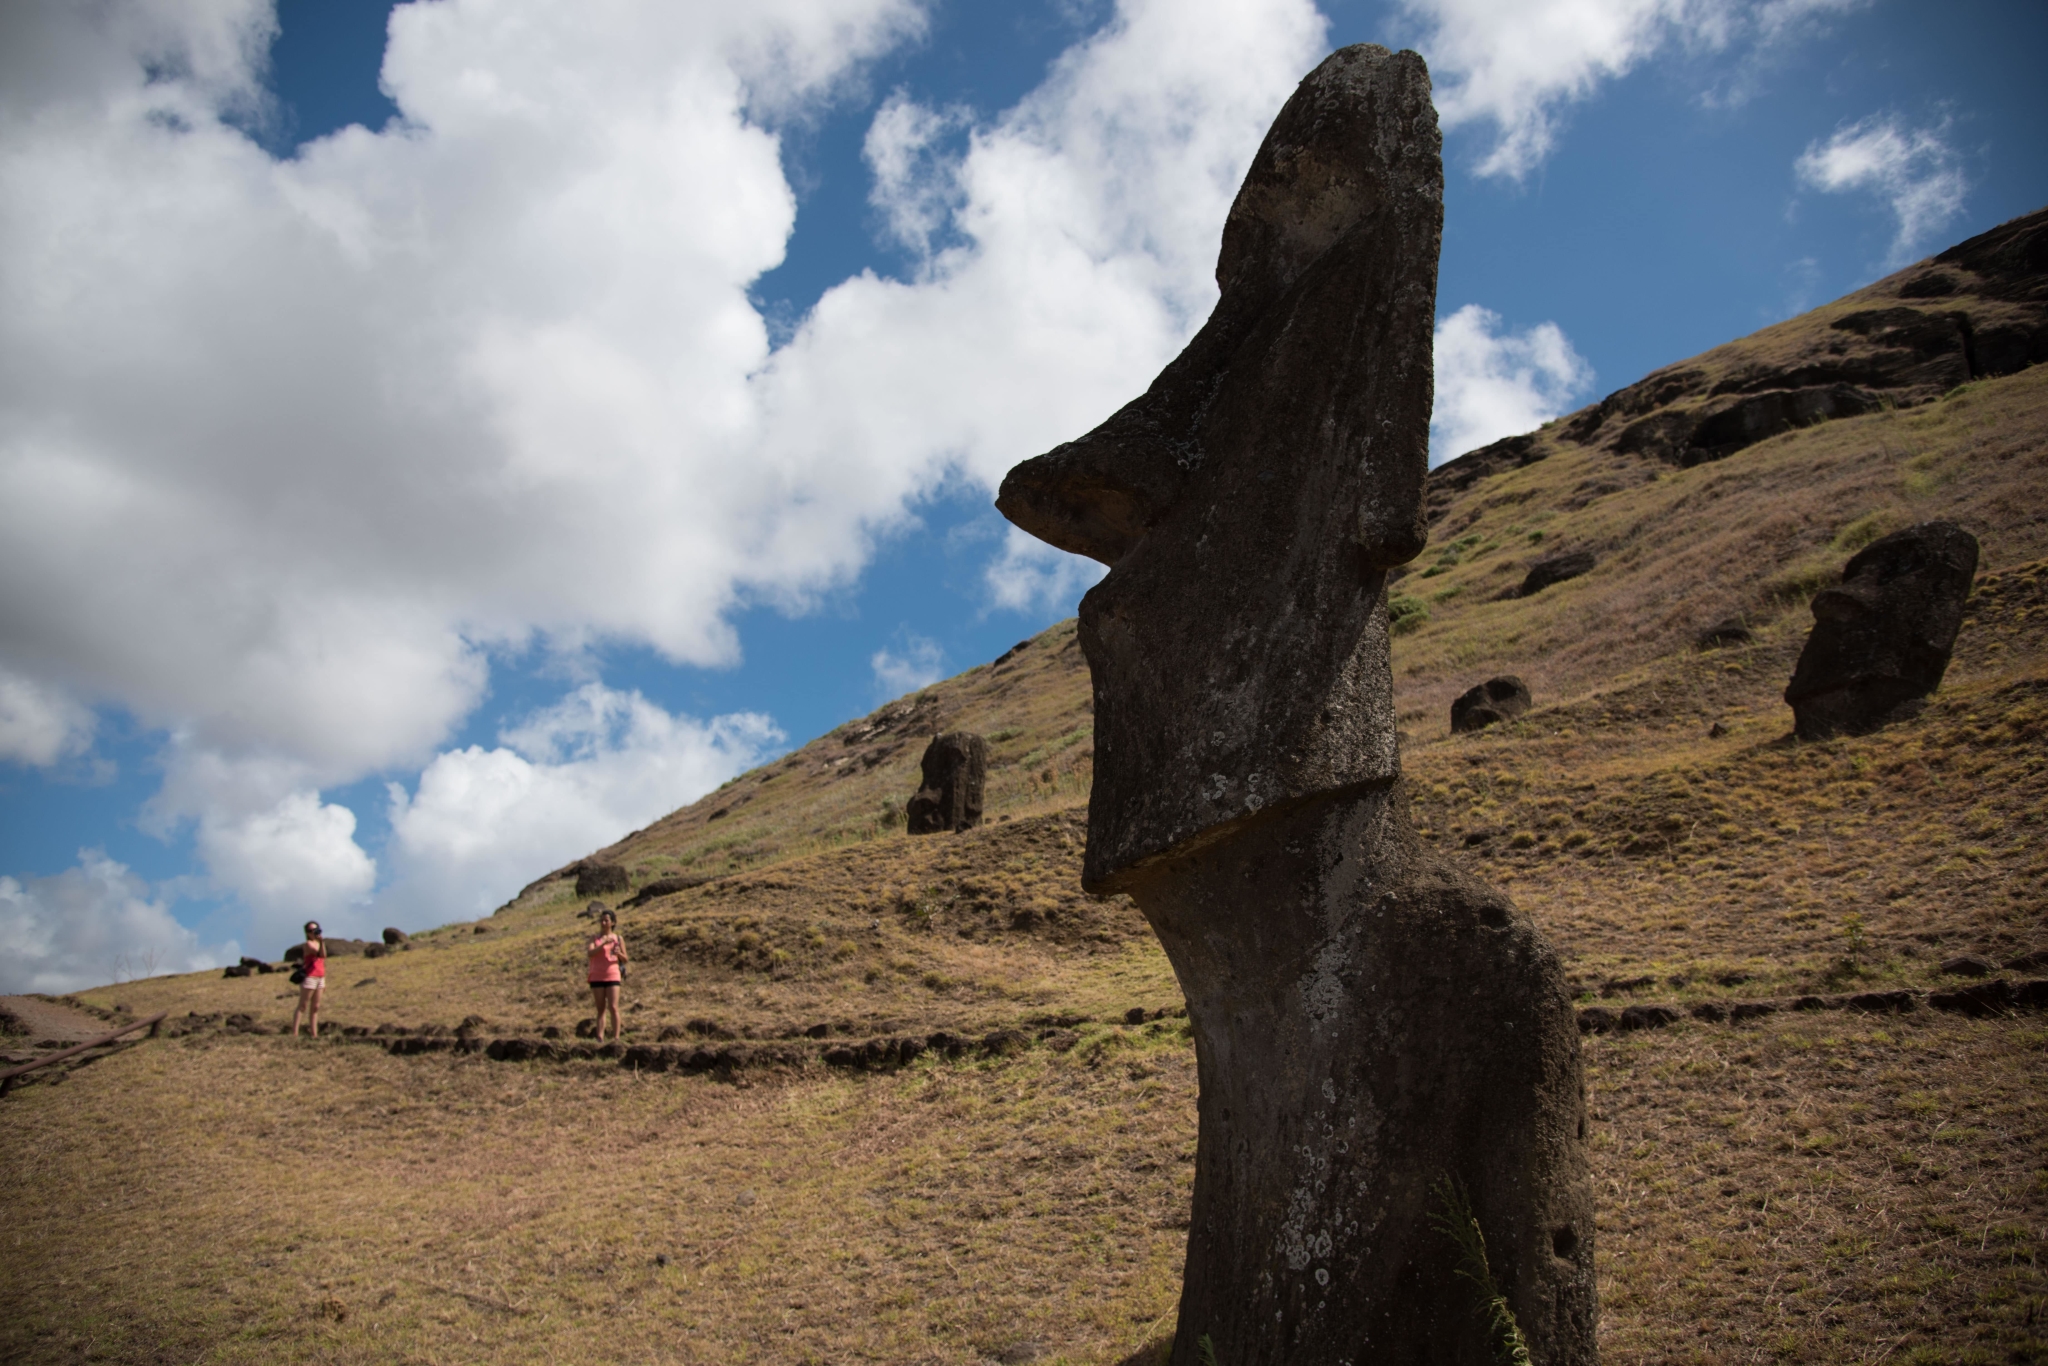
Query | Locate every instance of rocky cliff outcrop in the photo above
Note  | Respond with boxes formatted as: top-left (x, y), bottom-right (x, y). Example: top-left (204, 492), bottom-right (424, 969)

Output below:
top-left (1427, 206), bottom-right (2048, 523)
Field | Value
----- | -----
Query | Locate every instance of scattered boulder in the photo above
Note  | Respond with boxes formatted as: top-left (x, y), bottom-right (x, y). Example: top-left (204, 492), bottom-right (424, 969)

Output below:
top-left (1929, 979), bottom-right (2014, 1017)
top-left (222, 964), bottom-right (253, 978)
top-left (1619, 1004), bottom-right (1682, 1031)
top-left (574, 863), bottom-right (630, 898)
top-left (1696, 619), bottom-right (1754, 649)
top-left (237, 956), bottom-right (277, 975)
top-left (1451, 676), bottom-right (1533, 733)
top-left (382, 927), bottom-right (408, 945)
top-left (622, 875), bottom-right (713, 908)
top-left (1785, 521), bottom-right (1980, 739)
top-left (2003, 948), bottom-right (2048, 973)
top-left (1518, 550), bottom-right (1596, 597)
top-left (980, 1028), bottom-right (1028, 1057)
top-left (1576, 1006), bottom-right (1619, 1034)
top-left (905, 732), bottom-right (988, 835)
top-left (1847, 990), bottom-right (1917, 1013)
top-left (1939, 954), bottom-right (1997, 978)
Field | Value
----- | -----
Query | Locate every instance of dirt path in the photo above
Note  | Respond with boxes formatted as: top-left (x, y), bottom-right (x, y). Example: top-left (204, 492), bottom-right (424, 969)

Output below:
top-left (0, 995), bottom-right (109, 1047)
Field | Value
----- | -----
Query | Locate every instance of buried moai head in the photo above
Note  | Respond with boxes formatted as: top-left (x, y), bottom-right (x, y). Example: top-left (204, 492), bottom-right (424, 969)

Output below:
top-left (996, 45), bottom-right (1442, 890)
top-left (1785, 521), bottom-right (1979, 739)
top-left (905, 732), bottom-right (988, 834)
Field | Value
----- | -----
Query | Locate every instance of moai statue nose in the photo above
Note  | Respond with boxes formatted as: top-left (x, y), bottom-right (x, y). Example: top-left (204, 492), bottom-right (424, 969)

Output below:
top-left (997, 44), bottom-right (1597, 1366)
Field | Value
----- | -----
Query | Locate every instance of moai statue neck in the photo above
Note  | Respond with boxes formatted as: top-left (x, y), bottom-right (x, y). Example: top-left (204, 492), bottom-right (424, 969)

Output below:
top-left (997, 45), bottom-right (1596, 1365)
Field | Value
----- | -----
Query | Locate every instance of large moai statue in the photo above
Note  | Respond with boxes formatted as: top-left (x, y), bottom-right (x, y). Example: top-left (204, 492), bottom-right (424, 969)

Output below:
top-left (997, 47), bottom-right (1595, 1364)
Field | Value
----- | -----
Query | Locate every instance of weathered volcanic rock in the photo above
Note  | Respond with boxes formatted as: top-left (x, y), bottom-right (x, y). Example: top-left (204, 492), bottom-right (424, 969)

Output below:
top-left (1696, 619), bottom-right (1754, 649)
top-left (905, 732), bottom-right (987, 834)
top-left (1450, 676), bottom-right (1532, 733)
top-left (1785, 521), bottom-right (1979, 739)
top-left (622, 875), bottom-right (715, 908)
top-left (995, 44), bottom-right (1592, 1366)
top-left (574, 862), bottom-right (630, 898)
top-left (1518, 550), bottom-right (1597, 597)
top-left (381, 927), bottom-right (408, 946)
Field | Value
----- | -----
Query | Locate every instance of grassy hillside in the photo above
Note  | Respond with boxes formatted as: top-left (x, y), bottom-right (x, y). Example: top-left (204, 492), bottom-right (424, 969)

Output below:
top-left (6, 219), bottom-right (2047, 1366)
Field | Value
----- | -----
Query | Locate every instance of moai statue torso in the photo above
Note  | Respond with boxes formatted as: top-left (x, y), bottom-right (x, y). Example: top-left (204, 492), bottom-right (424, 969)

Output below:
top-left (999, 46), bottom-right (1595, 1366)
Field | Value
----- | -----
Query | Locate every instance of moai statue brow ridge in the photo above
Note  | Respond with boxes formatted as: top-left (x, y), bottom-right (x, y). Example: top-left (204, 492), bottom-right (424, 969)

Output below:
top-left (998, 45), bottom-right (1596, 1365)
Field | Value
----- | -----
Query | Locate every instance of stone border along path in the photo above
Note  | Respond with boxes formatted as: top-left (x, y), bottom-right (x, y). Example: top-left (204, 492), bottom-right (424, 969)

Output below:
top-left (127, 985), bottom-right (2048, 1078)
top-left (142, 1006), bottom-right (1192, 1076)
top-left (1575, 976), bottom-right (2048, 1033)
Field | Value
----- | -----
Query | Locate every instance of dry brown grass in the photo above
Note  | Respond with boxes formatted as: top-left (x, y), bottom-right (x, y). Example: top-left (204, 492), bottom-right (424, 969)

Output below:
top-left (1588, 1010), bottom-right (2046, 1365)
top-left (0, 1027), bottom-right (1198, 1366)
top-left (2, 1009), bottom-right (2039, 1364)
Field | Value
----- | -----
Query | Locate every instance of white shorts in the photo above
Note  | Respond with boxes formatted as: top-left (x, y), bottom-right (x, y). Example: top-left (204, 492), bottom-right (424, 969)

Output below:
top-left (300, 976), bottom-right (325, 991)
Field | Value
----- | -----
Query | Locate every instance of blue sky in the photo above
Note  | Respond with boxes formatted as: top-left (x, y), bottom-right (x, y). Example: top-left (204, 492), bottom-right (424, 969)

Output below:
top-left (1, 0), bottom-right (2044, 989)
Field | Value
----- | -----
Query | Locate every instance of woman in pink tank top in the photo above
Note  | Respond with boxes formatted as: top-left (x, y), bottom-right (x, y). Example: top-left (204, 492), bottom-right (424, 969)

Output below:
top-left (586, 909), bottom-right (628, 1042)
top-left (291, 920), bottom-right (327, 1039)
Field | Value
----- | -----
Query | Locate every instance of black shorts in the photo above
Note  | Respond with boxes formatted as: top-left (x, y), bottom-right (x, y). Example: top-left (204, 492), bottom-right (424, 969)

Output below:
top-left (589, 980), bottom-right (620, 990)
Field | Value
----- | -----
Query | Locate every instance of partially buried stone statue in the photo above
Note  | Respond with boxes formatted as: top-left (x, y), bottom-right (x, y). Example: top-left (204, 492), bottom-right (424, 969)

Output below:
top-left (1785, 521), bottom-right (1979, 740)
top-left (998, 46), bottom-right (1594, 1364)
top-left (905, 732), bottom-right (987, 834)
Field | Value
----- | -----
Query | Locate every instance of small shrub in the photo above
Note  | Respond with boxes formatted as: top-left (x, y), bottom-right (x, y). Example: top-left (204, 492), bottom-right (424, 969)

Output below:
top-left (1389, 595), bottom-right (1430, 635)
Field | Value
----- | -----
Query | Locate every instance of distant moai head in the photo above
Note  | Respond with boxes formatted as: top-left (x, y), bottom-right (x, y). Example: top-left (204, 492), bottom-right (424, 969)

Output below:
top-left (905, 732), bottom-right (988, 834)
top-left (997, 45), bottom-right (1442, 890)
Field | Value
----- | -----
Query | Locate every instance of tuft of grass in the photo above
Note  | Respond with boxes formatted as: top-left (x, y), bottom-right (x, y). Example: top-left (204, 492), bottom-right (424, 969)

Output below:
top-left (1389, 594), bottom-right (1431, 635)
top-left (1429, 1176), bottom-right (1534, 1366)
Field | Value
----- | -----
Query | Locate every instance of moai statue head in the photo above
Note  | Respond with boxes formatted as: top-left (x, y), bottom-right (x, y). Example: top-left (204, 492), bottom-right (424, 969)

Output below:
top-left (997, 44), bottom-right (1441, 890)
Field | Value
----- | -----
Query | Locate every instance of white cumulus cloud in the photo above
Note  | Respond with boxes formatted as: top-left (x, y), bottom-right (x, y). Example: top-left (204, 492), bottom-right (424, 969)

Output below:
top-left (1430, 304), bottom-right (1594, 463)
top-left (1795, 113), bottom-right (1967, 266)
top-left (0, 850), bottom-right (229, 994)
top-left (381, 685), bottom-right (781, 926)
top-left (983, 527), bottom-right (1109, 616)
top-left (0, 666), bottom-right (96, 767)
top-left (871, 632), bottom-right (946, 699)
top-left (0, 0), bottom-right (1332, 944)
top-left (1400, 0), bottom-right (1866, 179)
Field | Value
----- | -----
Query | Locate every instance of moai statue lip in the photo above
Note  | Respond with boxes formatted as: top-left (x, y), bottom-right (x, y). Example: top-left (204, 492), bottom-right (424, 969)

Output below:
top-left (996, 44), bottom-right (1597, 1366)
top-left (998, 42), bottom-right (1438, 892)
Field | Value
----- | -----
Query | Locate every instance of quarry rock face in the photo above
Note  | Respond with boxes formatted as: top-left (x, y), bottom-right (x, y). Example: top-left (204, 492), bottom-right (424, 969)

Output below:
top-left (997, 45), bottom-right (1594, 1366)
top-left (906, 732), bottom-right (988, 834)
top-left (1451, 676), bottom-right (1533, 733)
top-left (1428, 206), bottom-right (2048, 499)
top-left (1785, 521), bottom-right (1979, 740)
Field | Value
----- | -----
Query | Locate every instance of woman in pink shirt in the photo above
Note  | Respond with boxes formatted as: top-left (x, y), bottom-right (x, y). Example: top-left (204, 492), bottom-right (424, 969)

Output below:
top-left (291, 920), bottom-right (327, 1039)
top-left (586, 909), bottom-right (628, 1042)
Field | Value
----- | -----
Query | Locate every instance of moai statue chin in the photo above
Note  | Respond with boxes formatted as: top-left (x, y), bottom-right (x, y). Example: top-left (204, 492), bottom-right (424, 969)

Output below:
top-left (997, 46), bottom-right (1596, 1365)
